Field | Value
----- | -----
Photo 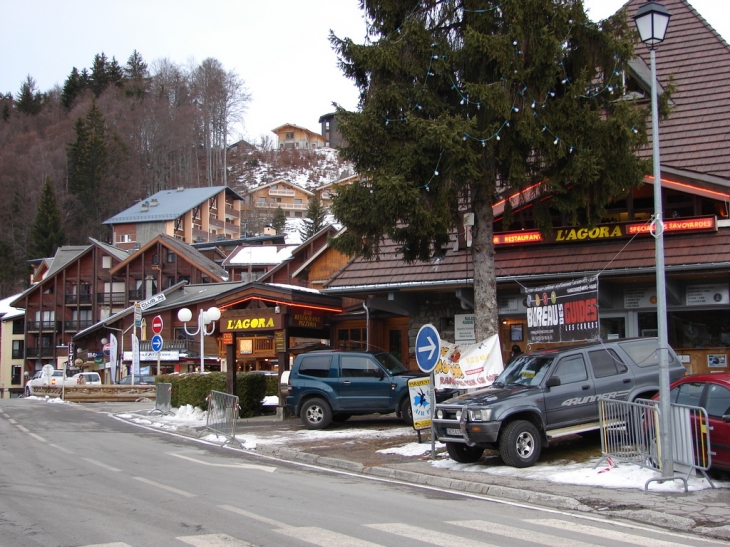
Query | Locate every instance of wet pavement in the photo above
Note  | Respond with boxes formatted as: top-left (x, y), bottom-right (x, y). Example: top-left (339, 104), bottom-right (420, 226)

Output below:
top-left (84, 401), bottom-right (730, 542)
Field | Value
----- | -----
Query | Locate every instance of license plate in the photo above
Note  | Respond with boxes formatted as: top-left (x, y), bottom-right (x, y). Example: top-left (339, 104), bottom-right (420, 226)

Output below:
top-left (446, 428), bottom-right (463, 436)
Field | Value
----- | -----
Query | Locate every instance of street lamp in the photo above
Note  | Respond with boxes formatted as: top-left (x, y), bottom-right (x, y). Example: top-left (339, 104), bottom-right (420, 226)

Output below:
top-left (633, 0), bottom-right (672, 478)
top-left (178, 306), bottom-right (221, 373)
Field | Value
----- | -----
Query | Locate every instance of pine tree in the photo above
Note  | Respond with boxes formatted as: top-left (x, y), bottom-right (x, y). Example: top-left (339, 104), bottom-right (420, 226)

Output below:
top-left (124, 50), bottom-right (149, 99)
top-left (30, 176), bottom-right (66, 259)
top-left (329, 0), bottom-right (651, 341)
top-left (16, 75), bottom-right (43, 115)
top-left (299, 195), bottom-right (328, 241)
top-left (89, 53), bottom-right (111, 97)
top-left (271, 207), bottom-right (287, 235)
top-left (61, 67), bottom-right (86, 110)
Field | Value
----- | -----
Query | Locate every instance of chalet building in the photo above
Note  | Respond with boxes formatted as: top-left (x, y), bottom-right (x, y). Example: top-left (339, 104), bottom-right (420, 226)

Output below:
top-left (103, 186), bottom-right (245, 251)
top-left (10, 239), bottom-right (130, 382)
top-left (0, 296), bottom-right (24, 398)
top-left (314, 173), bottom-right (359, 211)
top-left (222, 244), bottom-right (298, 283)
top-left (318, 112), bottom-right (345, 148)
top-left (241, 179), bottom-right (313, 219)
top-left (260, 225), bottom-right (348, 290)
top-left (322, 0), bottom-right (730, 374)
top-left (109, 234), bottom-right (229, 301)
top-left (272, 123), bottom-right (326, 150)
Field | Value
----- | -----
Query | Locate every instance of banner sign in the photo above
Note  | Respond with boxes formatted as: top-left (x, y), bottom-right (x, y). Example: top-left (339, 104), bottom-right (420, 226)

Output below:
top-left (524, 276), bottom-right (599, 344)
top-left (434, 335), bottom-right (503, 389)
top-left (493, 216), bottom-right (716, 247)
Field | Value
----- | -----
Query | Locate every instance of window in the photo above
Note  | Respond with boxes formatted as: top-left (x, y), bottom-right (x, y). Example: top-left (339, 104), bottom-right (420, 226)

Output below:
top-left (337, 328), bottom-right (365, 350)
top-left (294, 199), bottom-right (302, 205)
top-left (706, 384), bottom-right (730, 418)
top-left (295, 212), bottom-right (302, 218)
top-left (299, 355), bottom-right (333, 378)
top-left (119, 234), bottom-right (133, 243)
top-left (12, 340), bottom-right (24, 359)
top-left (553, 355), bottom-right (588, 384)
top-left (102, 255), bottom-right (112, 269)
top-left (167, 277), bottom-right (176, 288)
top-left (12, 319), bottom-right (24, 335)
top-left (11, 366), bottom-right (21, 385)
top-left (589, 349), bottom-right (627, 378)
top-left (167, 252), bottom-right (176, 263)
top-left (671, 382), bottom-right (704, 407)
top-left (341, 356), bottom-right (381, 378)
top-left (285, 132), bottom-right (294, 140)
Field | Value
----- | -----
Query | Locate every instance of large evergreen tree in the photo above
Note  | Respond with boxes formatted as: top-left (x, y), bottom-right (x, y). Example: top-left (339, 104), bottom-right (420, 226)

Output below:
top-left (61, 67), bottom-right (86, 110)
top-left (30, 176), bottom-right (66, 259)
top-left (330, 0), bottom-right (651, 340)
top-left (271, 207), bottom-right (287, 235)
top-left (16, 75), bottom-right (43, 115)
top-left (299, 195), bottom-right (328, 241)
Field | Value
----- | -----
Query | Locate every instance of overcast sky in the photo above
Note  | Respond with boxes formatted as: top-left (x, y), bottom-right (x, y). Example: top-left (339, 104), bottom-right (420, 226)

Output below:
top-left (1, 1), bottom-right (727, 143)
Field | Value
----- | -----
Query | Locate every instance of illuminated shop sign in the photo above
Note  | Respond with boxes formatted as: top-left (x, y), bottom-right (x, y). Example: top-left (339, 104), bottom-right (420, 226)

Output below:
top-left (493, 216), bottom-right (717, 246)
top-left (221, 310), bottom-right (282, 332)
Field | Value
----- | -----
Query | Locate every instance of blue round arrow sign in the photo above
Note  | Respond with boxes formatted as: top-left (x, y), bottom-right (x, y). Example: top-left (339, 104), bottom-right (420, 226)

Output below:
top-left (415, 323), bottom-right (441, 373)
top-left (151, 334), bottom-right (163, 352)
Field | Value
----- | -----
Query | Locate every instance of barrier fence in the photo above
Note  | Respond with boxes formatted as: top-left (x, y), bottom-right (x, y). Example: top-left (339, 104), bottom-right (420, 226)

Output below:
top-left (149, 383), bottom-right (174, 416)
top-left (597, 397), bottom-right (714, 491)
top-left (200, 390), bottom-right (242, 448)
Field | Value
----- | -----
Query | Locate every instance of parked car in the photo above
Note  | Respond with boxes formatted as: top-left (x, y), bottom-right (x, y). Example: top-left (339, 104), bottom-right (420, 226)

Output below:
top-left (285, 350), bottom-right (450, 429)
top-left (117, 375), bottom-right (156, 385)
top-left (655, 373), bottom-right (730, 472)
top-left (65, 372), bottom-right (102, 386)
top-left (25, 368), bottom-right (67, 396)
top-left (433, 337), bottom-right (685, 468)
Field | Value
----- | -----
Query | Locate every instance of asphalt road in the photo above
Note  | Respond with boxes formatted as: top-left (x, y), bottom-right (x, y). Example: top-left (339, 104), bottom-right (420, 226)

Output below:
top-left (0, 399), bottom-right (725, 547)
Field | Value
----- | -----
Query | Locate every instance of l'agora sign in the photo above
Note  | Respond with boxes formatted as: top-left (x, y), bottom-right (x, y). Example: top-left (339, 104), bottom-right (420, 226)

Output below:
top-left (493, 215), bottom-right (717, 247)
top-left (220, 310), bottom-right (282, 332)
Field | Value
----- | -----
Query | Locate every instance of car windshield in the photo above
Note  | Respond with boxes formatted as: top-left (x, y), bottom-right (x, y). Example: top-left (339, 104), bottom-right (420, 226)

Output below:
top-left (493, 355), bottom-right (555, 387)
top-left (373, 352), bottom-right (409, 375)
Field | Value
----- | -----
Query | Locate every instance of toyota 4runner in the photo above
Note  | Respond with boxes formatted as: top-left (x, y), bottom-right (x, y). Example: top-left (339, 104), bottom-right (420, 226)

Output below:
top-left (433, 337), bottom-right (685, 468)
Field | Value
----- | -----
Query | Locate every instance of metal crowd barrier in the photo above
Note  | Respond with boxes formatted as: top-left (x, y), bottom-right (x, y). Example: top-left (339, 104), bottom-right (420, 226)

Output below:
top-left (148, 383), bottom-right (175, 416)
top-left (597, 397), bottom-right (714, 491)
top-left (200, 390), bottom-right (242, 448)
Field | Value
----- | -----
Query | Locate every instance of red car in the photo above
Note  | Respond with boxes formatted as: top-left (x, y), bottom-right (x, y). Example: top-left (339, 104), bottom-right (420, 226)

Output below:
top-left (662, 373), bottom-right (730, 471)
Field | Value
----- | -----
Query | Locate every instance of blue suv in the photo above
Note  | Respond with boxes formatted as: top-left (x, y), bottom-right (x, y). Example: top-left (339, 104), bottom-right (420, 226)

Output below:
top-left (285, 350), bottom-right (443, 429)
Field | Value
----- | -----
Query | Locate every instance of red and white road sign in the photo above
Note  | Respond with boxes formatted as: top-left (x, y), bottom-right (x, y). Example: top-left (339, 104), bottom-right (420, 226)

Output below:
top-left (151, 315), bottom-right (164, 334)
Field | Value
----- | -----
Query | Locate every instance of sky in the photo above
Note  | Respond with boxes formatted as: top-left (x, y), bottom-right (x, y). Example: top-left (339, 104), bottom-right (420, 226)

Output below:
top-left (1, 0), bottom-right (728, 143)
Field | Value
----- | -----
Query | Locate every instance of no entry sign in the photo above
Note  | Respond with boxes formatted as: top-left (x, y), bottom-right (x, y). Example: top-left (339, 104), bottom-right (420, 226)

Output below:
top-left (151, 315), bottom-right (163, 334)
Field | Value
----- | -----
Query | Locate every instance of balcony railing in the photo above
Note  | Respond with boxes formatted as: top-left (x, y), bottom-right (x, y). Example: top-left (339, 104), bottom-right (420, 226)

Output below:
top-left (65, 293), bottom-right (93, 305)
top-left (97, 292), bottom-right (126, 306)
top-left (224, 221), bottom-right (239, 232)
top-left (26, 321), bottom-right (58, 332)
top-left (25, 347), bottom-right (56, 358)
top-left (12, 349), bottom-right (24, 359)
top-left (64, 319), bottom-right (94, 332)
top-left (129, 289), bottom-right (144, 301)
top-left (209, 218), bottom-right (224, 228)
top-left (268, 188), bottom-right (295, 197)
top-left (253, 202), bottom-right (307, 211)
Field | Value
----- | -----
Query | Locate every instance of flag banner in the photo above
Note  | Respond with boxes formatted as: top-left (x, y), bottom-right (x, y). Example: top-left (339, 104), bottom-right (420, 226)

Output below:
top-left (109, 334), bottom-right (118, 383)
top-left (524, 276), bottom-right (599, 344)
top-left (434, 335), bottom-right (503, 389)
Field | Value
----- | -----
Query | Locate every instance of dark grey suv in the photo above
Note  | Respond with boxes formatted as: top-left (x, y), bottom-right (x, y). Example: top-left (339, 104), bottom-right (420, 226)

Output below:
top-left (433, 338), bottom-right (685, 468)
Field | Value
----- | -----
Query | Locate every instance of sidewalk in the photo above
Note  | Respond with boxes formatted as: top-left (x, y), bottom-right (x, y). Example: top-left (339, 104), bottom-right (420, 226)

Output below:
top-left (103, 401), bottom-right (730, 541)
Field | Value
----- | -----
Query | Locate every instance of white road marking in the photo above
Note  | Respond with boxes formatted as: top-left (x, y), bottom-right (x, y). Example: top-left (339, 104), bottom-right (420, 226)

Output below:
top-left (49, 443), bottom-right (75, 454)
top-left (82, 457), bottom-right (121, 472)
top-left (8, 418), bottom-right (17, 424)
top-left (28, 432), bottom-right (46, 442)
top-left (528, 519), bottom-right (696, 546)
top-left (133, 476), bottom-right (196, 498)
top-left (276, 526), bottom-right (386, 547)
top-left (15, 424), bottom-right (29, 432)
top-left (169, 452), bottom-right (276, 472)
top-left (449, 520), bottom-right (602, 547)
top-left (218, 505), bottom-right (291, 529)
top-left (365, 522), bottom-right (499, 547)
top-left (176, 534), bottom-right (254, 546)
top-left (78, 543), bottom-right (132, 547)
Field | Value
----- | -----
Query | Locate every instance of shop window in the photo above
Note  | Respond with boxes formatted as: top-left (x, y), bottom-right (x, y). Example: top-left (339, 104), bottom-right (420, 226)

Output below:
top-left (666, 310), bottom-right (730, 348)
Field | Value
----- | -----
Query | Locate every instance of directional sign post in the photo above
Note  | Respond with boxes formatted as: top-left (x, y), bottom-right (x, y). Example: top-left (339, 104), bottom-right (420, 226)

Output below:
top-left (416, 323), bottom-right (441, 373)
top-left (151, 334), bottom-right (163, 376)
top-left (415, 323), bottom-right (441, 461)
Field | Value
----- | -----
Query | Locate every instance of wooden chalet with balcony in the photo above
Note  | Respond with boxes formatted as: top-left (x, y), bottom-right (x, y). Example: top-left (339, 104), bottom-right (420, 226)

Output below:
top-left (272, 123), bottom-right (327, 150)
top-left (242, 180), bottom-right (313, 219)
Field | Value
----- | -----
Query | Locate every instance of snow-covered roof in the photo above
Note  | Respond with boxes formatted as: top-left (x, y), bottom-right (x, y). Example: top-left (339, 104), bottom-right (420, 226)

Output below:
top-left (0, 293), bottom-right (24, 320)
top-left (223, 245), bottom-right (297, 267)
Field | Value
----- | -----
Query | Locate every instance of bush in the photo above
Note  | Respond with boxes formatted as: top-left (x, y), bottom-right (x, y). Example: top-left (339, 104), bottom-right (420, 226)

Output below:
top-left (157, 372), bottom-right (269, 418)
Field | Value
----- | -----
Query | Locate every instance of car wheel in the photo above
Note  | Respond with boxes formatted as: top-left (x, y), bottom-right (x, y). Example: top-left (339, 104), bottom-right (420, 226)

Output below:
top-left (301, 398), bottom-right (332, 430)
top-left (400, 397), bottom-right (414, 426)
top-left (499, 420), bottom-right (542, 468)
top-left (446, 442), bottom-right (484, 463)
top-left (332, 413), bottom-right (352, 423)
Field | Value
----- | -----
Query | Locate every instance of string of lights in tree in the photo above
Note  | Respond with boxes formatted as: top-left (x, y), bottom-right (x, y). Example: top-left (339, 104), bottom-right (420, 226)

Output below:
top-left (372, 2), bottom-right (632, 189)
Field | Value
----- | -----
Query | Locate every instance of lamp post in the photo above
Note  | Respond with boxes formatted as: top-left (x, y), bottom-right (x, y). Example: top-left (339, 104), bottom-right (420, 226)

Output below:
top-left (178, 306), bottom-right (221, 373)
top-left (633, 1), bottom-right (672, 478)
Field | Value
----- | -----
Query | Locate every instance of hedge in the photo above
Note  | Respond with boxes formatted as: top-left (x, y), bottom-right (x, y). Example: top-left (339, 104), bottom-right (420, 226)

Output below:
top-left (156, 372), bottom-right (270, 418)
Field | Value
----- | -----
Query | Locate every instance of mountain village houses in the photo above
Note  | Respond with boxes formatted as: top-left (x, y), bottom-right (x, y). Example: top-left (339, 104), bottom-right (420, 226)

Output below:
top-left (2, 0), bottom-right (730, 399)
